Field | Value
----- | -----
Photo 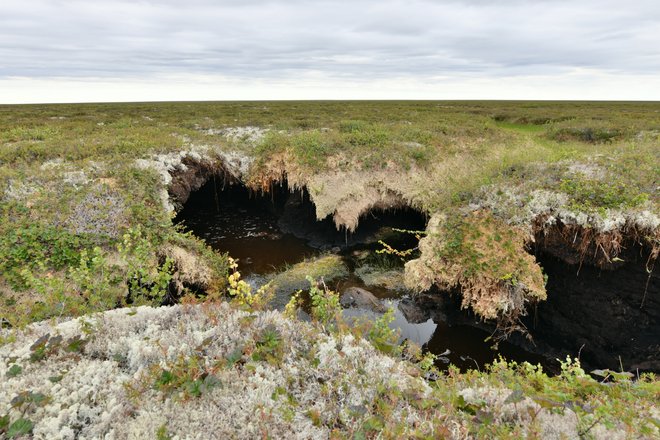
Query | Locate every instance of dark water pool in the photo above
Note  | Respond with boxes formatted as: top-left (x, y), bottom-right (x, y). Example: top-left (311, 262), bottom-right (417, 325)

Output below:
top-left (178, 190), bottom-right (315, 274)
top-left (176, 180), bottom-right (553, 372)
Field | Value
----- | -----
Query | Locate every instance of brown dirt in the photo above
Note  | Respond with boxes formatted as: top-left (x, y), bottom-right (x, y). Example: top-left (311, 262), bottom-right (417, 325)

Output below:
top-left (532, 215), bottom-right (659, 270)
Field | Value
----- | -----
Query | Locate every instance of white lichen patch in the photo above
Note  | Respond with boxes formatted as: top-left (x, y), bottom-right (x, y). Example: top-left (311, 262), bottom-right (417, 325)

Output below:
top-left (217, 149), bottom-right (255, 178)
top-left (3, 179), bottom-right (40, 202)
top-left (473, 182), bottom-right (659, 234)
top-left (39, 158), bottom-right (64, 170)
top-left (396, 141), bottom-right (424, 149)
top-left (0, 303), bottom-right (433, 439)
top-left (134, 146), bottom-right (213, 212)
top-left (134, 146), bottom-right (211, 188)
top-left (566, 161), bottom-right (606, 180)
top-left (457, 386), bottom-right (634, 440)
top-left (61, 171), bottom-right (90, 188)
top-left (205, 126), bottom-right (269, 145)
top-left (2, 303), bottom-right (648, 439)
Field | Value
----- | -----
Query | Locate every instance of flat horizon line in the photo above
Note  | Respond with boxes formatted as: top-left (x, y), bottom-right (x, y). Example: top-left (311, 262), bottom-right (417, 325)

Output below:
top-left (3, 98), bottom-right (660, 106)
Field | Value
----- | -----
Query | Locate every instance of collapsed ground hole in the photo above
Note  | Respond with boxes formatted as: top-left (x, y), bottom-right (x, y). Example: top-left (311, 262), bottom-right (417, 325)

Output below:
top-left (438, 233), bottom-right (660, 374)
top-left (173, 170), bottom-right (659, 373)
top-left (175, 177), bottom-right (428, 273)
top-left (174, 176), bottom-right (560, 372)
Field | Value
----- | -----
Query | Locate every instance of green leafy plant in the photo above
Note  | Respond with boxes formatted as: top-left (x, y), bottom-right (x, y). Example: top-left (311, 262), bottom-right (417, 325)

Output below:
top-left (252, 324), bottom-right (284, 364)
top-left (226, 257), bottom-right (273, 309)
top-left (307, 276), bottom-right (341, 328)
top-left (6, 364), bottom-right (22, 378)
top-left (118, 226), bottom-right (174, 305)
top-left (6, 418), bottom-right (34, 438)
top-left (69, 247), bottom-right (116, 309)
top-left (366, 308), bottom-right (400, 355)
top-left (151, 355), bottom-right (222, 399)
top-left (0, 223), bottom-right (86, 290)
top-left (156, 424), bottom-right (173, 440)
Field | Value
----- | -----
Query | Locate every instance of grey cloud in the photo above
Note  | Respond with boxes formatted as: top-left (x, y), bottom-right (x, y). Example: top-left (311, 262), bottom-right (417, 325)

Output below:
top-left (0, 0), bottom-right (658, 81)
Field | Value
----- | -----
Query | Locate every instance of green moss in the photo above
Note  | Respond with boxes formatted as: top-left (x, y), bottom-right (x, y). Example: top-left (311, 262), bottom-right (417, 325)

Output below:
top-left (269, 254), bottom-right (348, 296)
top-left (560, 177), bottom-right (650, 212)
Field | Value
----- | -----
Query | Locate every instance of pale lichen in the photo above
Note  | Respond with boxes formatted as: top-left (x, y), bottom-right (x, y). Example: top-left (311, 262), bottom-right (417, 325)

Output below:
top-left (0, 303), bottom-right (433, 439)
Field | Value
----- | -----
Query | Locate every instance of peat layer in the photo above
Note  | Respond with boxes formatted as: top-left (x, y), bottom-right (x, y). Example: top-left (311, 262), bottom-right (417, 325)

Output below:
top-left (527, 235), bottom-right (659, 371)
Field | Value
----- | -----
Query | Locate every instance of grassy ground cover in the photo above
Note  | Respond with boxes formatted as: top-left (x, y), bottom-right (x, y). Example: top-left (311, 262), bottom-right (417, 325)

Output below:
top-left (0, 100), bottom-right (657, 325)
top-left (0, 101), bottom-right (658, 437)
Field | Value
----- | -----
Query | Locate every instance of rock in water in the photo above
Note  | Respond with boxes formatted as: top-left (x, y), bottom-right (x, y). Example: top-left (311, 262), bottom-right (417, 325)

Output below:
top-left (340, 287), bottom-right (387, 313)
top-left (397, 298), bottom-right (430, 324)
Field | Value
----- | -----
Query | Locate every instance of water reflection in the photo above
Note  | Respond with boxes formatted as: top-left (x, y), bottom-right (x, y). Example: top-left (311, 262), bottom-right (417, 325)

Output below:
top-left (342, 300), bottom-right (438, 346)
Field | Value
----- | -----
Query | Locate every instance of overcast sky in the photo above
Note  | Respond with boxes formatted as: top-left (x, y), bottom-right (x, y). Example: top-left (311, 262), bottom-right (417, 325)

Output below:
top-left (1, 0), bottom-right (659, 103)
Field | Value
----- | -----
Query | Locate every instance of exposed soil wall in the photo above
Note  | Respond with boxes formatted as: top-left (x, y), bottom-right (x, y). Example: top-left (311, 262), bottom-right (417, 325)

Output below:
top-left (532, 215), bottom-right (657, 269)
top-left (168, 157), bottom-right (235, 211)
top-left (535, 249), bottom-right (658, 371)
